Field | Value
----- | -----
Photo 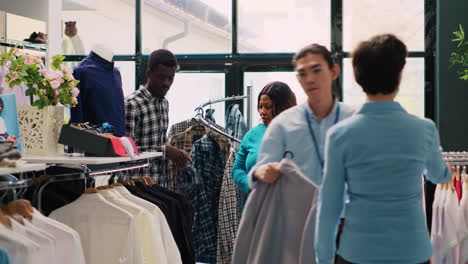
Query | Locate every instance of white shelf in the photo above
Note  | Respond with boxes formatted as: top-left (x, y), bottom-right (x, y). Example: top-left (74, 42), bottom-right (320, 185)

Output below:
top-left (0, 163), bottom-right (47, 174)
top-left (22, 152), bottom-right (162, 165)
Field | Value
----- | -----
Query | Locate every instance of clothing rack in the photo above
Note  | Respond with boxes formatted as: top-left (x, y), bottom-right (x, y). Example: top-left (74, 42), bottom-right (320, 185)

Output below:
top-left (0, 179), bottom-right (32, 201)
top-left (198, 95), bottom-right (249, 109)
top-left (199, 87), bottom-right (253, 128)
top-left (32, 161), bottom-right (151, 213)
top-left (443, 152), bottom-right (468, 165)
top-left (193, 115), bottom-right (241, 143)
top-left (0, 37), bottom-right (47, 52)
top-left (443, 151), bottom-right (468, 157)
top-left (193, 94), bottom-right (251, 144)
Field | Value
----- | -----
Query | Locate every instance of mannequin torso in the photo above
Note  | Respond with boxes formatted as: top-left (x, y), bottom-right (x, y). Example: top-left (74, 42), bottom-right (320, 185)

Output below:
top-left (91, 44), bottom-right (114, 62)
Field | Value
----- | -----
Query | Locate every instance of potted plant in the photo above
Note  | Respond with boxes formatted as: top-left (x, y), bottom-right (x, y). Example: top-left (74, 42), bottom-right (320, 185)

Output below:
top-left (0, 48), bottom-right (80, 155)
top-left (450, 24), bottom-right (468, 81)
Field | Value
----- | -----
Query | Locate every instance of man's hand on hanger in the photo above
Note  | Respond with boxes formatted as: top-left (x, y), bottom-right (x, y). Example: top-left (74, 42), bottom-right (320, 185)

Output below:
top-left (166, 145), bottom-right (192, 167)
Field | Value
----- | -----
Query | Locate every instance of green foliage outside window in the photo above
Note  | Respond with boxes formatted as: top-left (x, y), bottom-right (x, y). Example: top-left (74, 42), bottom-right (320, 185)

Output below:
top-left (450, 24), bottom-right (468, 81)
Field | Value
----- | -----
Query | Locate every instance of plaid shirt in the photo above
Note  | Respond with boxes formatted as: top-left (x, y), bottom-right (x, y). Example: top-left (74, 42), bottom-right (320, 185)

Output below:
top-left (216, 148), bottom-right (248, 264)
top-left (168, 118), bottom-right (225, 138)
top-left (125, 86), bottom-right (170, 187)
top-left (168, 125), bottom-right (210, 189)
top-left (179, 133), bottom-right (230, 263)
top-left (225, 104), bottom-right (248, 150)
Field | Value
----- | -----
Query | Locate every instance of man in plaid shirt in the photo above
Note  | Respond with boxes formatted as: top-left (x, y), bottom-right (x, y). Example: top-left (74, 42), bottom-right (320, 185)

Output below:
top-left (125, 49), bottom-right (191, 188)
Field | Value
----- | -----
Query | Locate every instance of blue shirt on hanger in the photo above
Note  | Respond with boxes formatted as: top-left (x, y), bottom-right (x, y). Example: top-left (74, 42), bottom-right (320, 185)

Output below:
top-left (315, 101), bottom-right (451, 264)
top-left (70, 51), bottom-right (125, 136)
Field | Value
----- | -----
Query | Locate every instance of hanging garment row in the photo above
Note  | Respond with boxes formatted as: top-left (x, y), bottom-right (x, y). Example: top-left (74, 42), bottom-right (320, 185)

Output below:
top-left (1, 159), bottom-right (193, 264)
top-left (431, 165), bottom-right (468, 264)
top-left (167, 101), bottom-right (248, 264)
top-left (50, 180), bottom-right (185, 264)
top-left (0, 197), bottom-right (85, 264)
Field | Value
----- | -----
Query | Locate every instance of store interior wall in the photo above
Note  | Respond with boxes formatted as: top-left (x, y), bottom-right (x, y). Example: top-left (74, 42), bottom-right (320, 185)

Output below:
top-left (436, 0), bottom-right (468, 151)
top-left (0, 0), bottom-right (48, 22)
top-left (0, 11), bottom-right (5, 54)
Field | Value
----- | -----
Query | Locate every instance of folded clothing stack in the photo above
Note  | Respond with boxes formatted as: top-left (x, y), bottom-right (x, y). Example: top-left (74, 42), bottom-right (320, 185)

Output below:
top-left (59, 122), bottom-right (139, 157)
top-left (0, 141), bottom-right (22, 168)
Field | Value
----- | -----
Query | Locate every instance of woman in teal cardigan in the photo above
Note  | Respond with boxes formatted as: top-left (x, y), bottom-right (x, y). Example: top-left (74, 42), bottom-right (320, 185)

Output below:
top-left (232, 81), bottom-right (297, 193)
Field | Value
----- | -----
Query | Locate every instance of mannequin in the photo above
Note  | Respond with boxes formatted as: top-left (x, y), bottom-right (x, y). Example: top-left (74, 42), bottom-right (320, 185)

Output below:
top-left (70, 43), bottom-right (125, 136)
top-left (91, 43), bottom-right (114, 62)
top-left (62, 21), bottom-right (85, 55)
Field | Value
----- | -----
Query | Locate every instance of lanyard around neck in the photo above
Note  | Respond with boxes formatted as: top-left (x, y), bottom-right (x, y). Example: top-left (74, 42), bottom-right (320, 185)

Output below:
top-left (304, 103), bottom-right (340, 170)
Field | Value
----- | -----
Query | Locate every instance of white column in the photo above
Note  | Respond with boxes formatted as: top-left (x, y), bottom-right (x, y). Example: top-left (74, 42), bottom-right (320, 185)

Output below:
top-left (47, 0), bottom-right (62, 59)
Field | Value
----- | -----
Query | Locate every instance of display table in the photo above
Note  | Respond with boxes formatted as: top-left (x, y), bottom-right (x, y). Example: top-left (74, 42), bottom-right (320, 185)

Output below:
top-left (0, 163), bottom-right (47, 175)
top-left (22, 152), bottom-right (162, 165)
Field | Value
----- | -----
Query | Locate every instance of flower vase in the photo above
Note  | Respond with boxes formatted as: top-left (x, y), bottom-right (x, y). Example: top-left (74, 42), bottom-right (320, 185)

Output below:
top-left (17, 105), bottom-right (65, 156)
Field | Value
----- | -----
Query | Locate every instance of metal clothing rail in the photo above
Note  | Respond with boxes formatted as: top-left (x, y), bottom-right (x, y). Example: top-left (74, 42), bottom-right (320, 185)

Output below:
top-left (0, 38), bottom-right (47, 52)
top-left (0, 179), bottom-right (32, 201)
top-left (443, 151), bottom-right (468, 165)
top-left (198, 95), bottom-right (249, 109)
top-left (193, 94), bottom-right (251, 143)
top-left (443, 152), bottom-right (468, 157)
top-left (194, 116), bottom-right (241, 143)
top-left (32, 162), bottom-right (151, 213)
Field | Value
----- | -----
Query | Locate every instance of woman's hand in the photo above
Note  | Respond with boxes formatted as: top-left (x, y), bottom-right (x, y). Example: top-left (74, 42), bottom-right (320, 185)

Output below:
top-left (254, 162), bottom-right (281, 183)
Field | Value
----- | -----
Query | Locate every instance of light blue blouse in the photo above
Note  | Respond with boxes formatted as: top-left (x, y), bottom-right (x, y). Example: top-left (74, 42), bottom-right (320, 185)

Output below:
top-left (315, 101), bottom-right (451, 264)
top-left (232, 123), bottom-right (267, 193)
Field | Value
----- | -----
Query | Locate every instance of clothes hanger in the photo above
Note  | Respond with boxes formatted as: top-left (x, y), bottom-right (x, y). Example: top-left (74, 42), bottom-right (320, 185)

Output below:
top-left (134, 178), bottom-right (148, 185)
top-left (0, 204), bottom-right (24, 225)
top-left (143, 177), bottom-right (155, 185)
top-left (7, 200), bottom-right (34, 221)
top-left (283, 150), bottom-right (294, 159)
top-left (463, 166), bottom-right (468, 190)
top-left (84, 187), bottom-right (98, 194)
top-left (0, 209), bottom-right (12, 228)
top-left (121, 180), bottom-right (135, 186)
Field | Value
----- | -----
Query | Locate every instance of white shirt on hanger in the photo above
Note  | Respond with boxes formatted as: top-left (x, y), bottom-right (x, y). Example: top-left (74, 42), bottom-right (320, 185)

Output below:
top-left (115, 185), bottom-right (182, 264)
top-left (431, 184), bottom-right (441, 241)
top-left (99, 189), bottom-right (145, 264)
top-left (10, 217), bottom-right (55, 264)
top-left (50, 193), bottom-right (137, 264)
top-left (432, 185), bottom-right (446, 263)
top-left (440, 188), bottom-right (460, 263)
top-left (31, 209), bottom-right (86, 264)
top-left (0, 222), bottom-right (39, 264)
top-left (459, 180), bottom-right (468, 263)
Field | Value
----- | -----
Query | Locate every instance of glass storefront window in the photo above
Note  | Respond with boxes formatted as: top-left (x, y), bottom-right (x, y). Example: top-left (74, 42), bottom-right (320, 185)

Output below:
top-left (166, 72), bottom-right (225, 129)
top-left (143, 0), bottom-right (231, 54)
top-left (244, 72), bottom-right (306, 128)
top-left (115, 61), bottom-right (135, 97)
top-left (62, 0), bottom-right (135, 55)
top-left (343, 58), bottom-right (425, 117)
top-left (343, 0), bottom-right (424, 51)
top-left (238, 0), bottom-right (330, 53)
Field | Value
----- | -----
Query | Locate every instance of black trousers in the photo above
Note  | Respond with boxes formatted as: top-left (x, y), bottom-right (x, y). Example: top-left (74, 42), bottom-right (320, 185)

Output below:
top-left (335, 255), bottom-right (430, 264)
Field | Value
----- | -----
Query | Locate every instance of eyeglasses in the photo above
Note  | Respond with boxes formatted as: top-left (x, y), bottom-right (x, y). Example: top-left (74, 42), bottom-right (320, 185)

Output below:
top-left (295, 66), bottom-right (323, 80)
